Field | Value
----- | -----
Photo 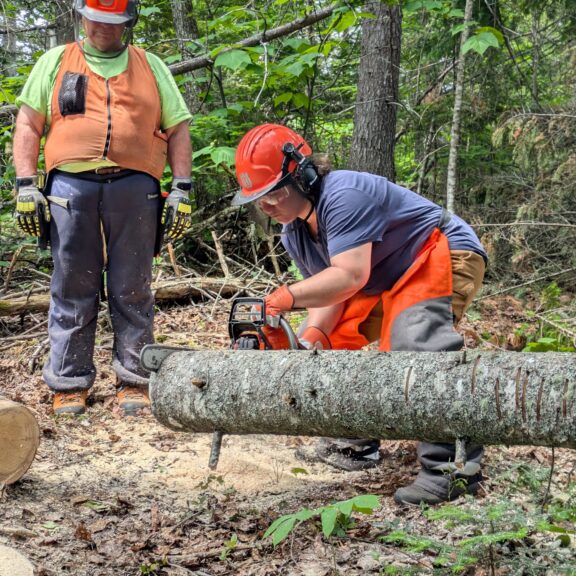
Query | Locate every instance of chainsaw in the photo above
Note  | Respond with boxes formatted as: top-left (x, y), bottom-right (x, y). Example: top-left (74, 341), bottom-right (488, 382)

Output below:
top-left (140, 297), bottom-right (300, 469)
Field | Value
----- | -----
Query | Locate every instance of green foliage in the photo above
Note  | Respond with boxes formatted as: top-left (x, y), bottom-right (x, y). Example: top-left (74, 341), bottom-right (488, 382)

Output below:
top-left (462, 29), bottom-right (501, 55)
top-left (219, 533), bottom-right (238, 561)
top-left (380, 467), bottom-right (576, 574)
top-left (523, 337), bottom-right (576, 353)
top-left (263, 494), bottom-right (380, 546)
top-left (139, 559), bottom-right (168, 575)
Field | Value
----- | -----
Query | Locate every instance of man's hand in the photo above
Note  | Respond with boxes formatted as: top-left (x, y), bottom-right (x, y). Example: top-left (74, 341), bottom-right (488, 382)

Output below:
top-left (15, 177), bottom-right (50, 237)
top-left (264, 285), bottom-right (294, 327)
top-left (162, 178), bottom-right (193, 241)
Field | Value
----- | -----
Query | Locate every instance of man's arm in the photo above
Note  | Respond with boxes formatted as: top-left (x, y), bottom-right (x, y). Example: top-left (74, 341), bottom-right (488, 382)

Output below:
top-left (164, 120), bottom-right (192, 178)
top-left (13, 104), bottom-right (46, 177)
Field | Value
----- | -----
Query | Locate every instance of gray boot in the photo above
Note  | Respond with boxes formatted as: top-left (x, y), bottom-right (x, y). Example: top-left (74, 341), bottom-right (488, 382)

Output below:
top-left (394, 441), bottom-right (484, 506)
top-left (394, 470), bottom-right (483, 505)
top-left (296, 438), bottom-right (381, 471)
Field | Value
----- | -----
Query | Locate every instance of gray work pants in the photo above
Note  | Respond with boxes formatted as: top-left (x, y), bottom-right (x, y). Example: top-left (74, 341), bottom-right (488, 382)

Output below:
top-left (43, 170), bottom-right (159, 392)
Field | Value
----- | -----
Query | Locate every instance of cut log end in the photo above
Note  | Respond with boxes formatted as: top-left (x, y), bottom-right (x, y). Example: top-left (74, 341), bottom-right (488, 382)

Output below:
top-left (0, 399), bottom-right (40, 485)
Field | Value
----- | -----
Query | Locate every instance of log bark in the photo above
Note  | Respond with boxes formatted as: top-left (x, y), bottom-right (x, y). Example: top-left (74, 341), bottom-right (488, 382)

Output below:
top-left (0, 398), bottom-right (40, 485)
top-left (150, 350), bottom-right (576, 449)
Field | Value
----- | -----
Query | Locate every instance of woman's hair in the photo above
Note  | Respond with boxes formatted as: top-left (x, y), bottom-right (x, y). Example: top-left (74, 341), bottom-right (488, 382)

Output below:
top-left (310, 153), bottom-right (332, 177)
top-left (291, 152), bottom-right (332, 197)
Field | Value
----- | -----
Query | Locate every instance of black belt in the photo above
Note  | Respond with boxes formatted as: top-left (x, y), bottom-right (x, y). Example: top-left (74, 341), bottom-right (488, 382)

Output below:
top-left (54, 168), bottom-right (139, 181)
top-left (87, 166), bottom-right (126, 175)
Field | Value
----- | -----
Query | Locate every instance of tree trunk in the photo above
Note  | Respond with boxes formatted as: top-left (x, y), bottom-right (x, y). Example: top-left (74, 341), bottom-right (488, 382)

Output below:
top-left (348, 3), bottom-right (402, 179)
top-left (150, 350), bottom-right (576, 449)
top-left (445, 0), bottom-right (474, 212)
top-left (169, 0), bottom-right (201, 111)
top-left (0, 398), bottom-right (40, 485)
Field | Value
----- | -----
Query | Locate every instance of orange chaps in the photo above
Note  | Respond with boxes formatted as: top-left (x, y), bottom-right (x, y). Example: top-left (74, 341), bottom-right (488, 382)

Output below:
top-left (329, 228), bottom-right (463, 352)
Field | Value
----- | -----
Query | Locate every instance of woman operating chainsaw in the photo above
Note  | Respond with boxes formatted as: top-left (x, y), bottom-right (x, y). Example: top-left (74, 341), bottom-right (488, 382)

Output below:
top-left (232, 124), bottom-right (487, 506)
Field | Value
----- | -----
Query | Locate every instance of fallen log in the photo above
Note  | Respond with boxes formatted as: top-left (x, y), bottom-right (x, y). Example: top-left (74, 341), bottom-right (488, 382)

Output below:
top-left (0, 277), bottom-right (271, 317)
top-left (150, 350), bottom-right (576, 449)
top-left (0, 398), bottom-right (40, 485)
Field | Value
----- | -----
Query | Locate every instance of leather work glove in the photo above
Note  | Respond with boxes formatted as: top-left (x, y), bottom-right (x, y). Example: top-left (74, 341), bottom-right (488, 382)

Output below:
top-left (264, 285), bottom-right (294, 327)
top-left (298, 326), bottom-right (331, 350)
top-left (162, 178), bottom-right (193, 241)
top-left (15, 176), bottom-right (50, 237)
top-left (261, 325), bottom-right (291, 350)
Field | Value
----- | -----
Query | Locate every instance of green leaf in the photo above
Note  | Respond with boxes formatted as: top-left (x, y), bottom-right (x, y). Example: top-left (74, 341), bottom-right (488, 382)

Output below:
top-left (271, 516), bottom-right (298, 546)
top-left (404, 0), bottom-right (444, 13)
top-left (462, 32), bottom-right (501, 56)
top-left (294, 508), bottom-right (316, 521)
top-left (214, 49), bottom-right (252, 71)
top-left (210, 146), bottom-right (236, 166)
top-left (282, 38), bottom-right (311, 52)
top-left (292, 93), bottom-right (310, 109)
top-left (351, 494), bottom-right (380, 511)
top-left (451, 21), bottom-right (477, 36)
top-left (290, 467), bottom-right (309, 476)
top-left (192, 145), bottom-right (215, 160)
top-left (321, 507), bottom-right (338, 538)
top-left (335, 499), bottom-right (354, 516)
top-left (333, 10), bottom-right (357, 33)
top-left (139, 6), bottom-right (160, 16)
top-left (282, 60), bottom-right (306, 77)
top-left (476, 26), bottom-right (504, 45)
top-left (274, 92), bottom-right (293, 106)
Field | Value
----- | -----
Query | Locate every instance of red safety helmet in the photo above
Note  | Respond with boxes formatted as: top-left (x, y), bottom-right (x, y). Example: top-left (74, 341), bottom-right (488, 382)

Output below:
top-left (232, 124), bottom-right (313, 206)
top-left (75, 0), bottom-right (139, 26)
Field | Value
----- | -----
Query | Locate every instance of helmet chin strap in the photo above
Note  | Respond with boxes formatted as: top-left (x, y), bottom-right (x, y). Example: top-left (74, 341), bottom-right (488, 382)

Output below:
top-left (282, 197), bottom-right (315, 235)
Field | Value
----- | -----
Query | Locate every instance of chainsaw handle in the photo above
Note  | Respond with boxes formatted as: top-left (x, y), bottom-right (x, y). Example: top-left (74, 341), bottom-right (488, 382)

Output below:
top-left (278, 316), bottom-right (299, 350)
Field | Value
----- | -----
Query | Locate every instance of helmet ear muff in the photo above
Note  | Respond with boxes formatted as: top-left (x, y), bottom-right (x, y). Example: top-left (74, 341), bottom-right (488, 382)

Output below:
top-left (281, 142), bottom-right (319, 192)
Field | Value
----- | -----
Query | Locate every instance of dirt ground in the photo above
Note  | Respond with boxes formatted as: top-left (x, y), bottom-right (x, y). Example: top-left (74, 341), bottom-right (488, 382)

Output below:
top-left (0, 296), bottom-right (575, 575)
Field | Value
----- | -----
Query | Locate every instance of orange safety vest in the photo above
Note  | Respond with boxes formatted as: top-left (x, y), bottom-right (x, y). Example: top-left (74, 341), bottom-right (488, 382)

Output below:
top-left (329, 228), bottom-right (463, 352)
top-left (44, 43), bottom-right (167, 180)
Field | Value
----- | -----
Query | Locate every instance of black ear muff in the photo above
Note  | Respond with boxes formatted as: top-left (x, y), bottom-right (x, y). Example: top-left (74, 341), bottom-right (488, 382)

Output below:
top-left (281, 142), bottom-right (319, 190)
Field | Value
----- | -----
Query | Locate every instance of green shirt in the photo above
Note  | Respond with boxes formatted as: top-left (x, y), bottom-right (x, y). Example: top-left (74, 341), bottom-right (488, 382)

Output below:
top-left (16, 42), bottom-right (192, 172)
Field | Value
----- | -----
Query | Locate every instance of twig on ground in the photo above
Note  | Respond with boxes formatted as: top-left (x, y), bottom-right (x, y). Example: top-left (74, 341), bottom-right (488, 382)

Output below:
top-left (541, 447), bottom-right (555, 513)
top-left (166, 243), bottom-right (181, 277)
top-left (2, 245), bottom-right (24, 295)
top-left (476, 267), bottom-right (576, 301)
top-left (211, 230), bottom-right (231, 278)
top-left (28, 336), bottom-right (50, 374)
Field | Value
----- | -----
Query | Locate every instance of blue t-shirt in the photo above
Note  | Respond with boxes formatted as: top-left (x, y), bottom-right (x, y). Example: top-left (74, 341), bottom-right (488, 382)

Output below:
top-left (282, 170), bottom-right (487, 294)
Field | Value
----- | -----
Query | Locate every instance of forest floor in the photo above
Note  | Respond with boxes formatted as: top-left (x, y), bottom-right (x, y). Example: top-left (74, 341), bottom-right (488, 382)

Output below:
top-left (0, 293), bottom-right (575, 575)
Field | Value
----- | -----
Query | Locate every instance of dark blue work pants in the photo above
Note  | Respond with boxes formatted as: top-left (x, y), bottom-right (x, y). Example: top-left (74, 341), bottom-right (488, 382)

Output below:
top-left (43, 170), bottom-right (159, 392)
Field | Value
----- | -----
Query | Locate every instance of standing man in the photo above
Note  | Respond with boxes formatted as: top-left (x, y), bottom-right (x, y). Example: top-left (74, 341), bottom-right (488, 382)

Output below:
top-left (232, 124), bottom-right (487, 506)
top-left (13, 0), bottom-right (193, 416)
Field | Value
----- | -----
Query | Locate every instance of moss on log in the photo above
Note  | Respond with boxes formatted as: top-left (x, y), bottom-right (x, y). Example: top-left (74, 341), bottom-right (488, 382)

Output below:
top-left (150, 350), bottom-right (576, 448)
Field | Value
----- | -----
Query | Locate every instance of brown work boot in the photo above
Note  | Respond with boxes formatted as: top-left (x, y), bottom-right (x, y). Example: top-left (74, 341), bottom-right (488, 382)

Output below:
top-left (53, 390), bottom-right (88, 415)
top-left (116, 385), bottom-right (150, 416)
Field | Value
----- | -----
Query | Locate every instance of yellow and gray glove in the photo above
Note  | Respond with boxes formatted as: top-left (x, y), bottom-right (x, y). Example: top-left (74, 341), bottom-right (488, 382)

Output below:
top-left (15, 176), bottom-right (50, 237)
top-left (161, 178), bottom-right (193, 241)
